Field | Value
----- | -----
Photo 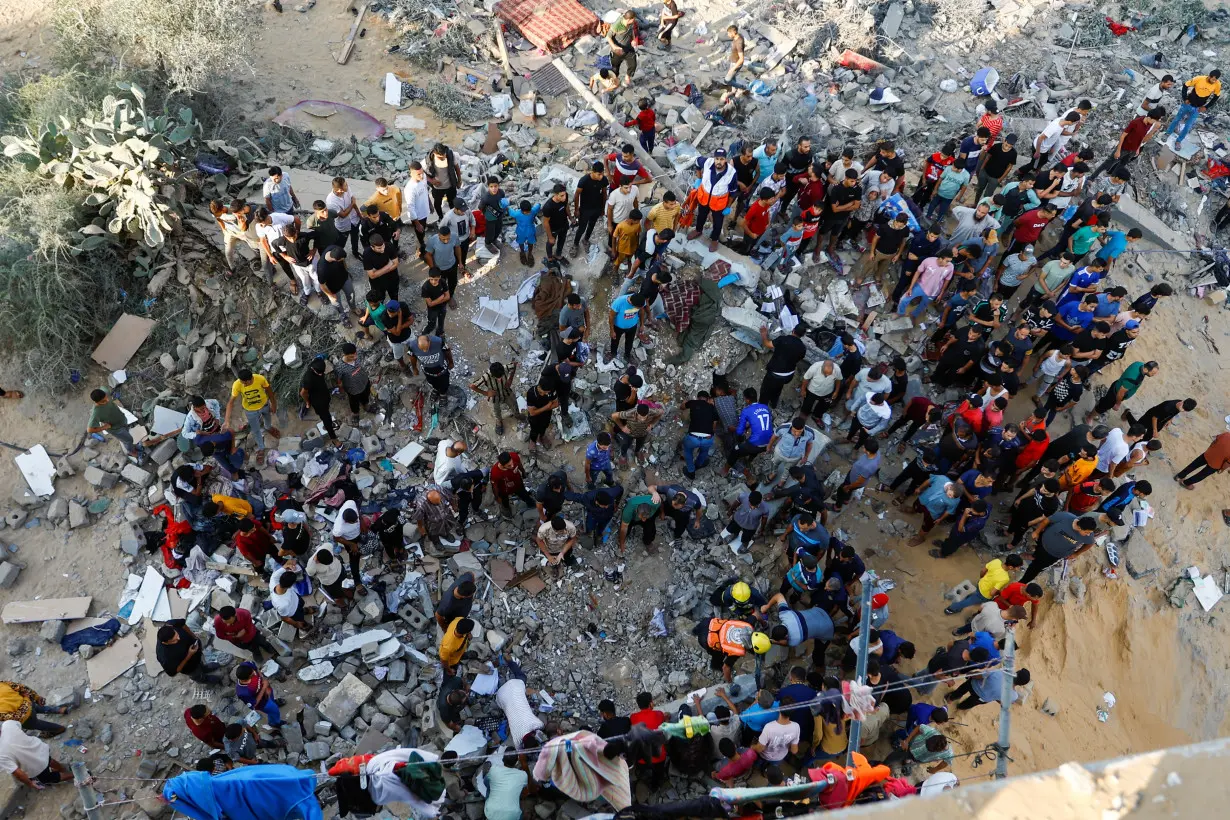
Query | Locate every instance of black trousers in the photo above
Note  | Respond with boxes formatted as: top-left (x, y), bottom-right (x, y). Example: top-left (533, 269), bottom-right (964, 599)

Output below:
top-left (726, 441), bottom-right (765, 469)
top-left (665, 506), bottom-right (691, 539)
top-left (759, 371), bottom-right (793, 409)
top-left (802, 390), bottom-right (836, 418)
top-left (693, 205), bottom-right (725, 241)
top-left (310, 401), bottom-right (337, 439)
top-left (627, 516), bottom-right (657, 545)
top-left (889, 460), bottom-right (930, 495)
top-left (529, 415), bottom-right (552, 443)
top-left (454, 470), bottom-right (485, 527)
top-left (484, 216), bottom-right (502, 246)
top-left (610, 325), bottom-right (636, 359)
top-left (431, 186), bottom-right (456, 220)
top-left (610, 47), bottom-right (638, 79)
top-left (885, 414), bottom-right (925, 444)
top-left (424, 367), bottom-right (450, 396)
top-left (345, 384), bottom-right (371, 414)
top-left (576, 209), bottom-right (603, 245)
top-left (423, 306), bottom-right (446, 337)
top-left (435, 265), bottom-right (459, 299)
top-left (497, 487), bottom-right (536, 512)
top-left (235, 631), bottom-right (281, 663)
top-left (1094, 388), bottom-right (1121, 415)
top-left (1176, 454), bottom-right (1218, 487)
top-left (947, 680), bottom-right (985, 710)
top-left (546, 226), bottom-right (569, 259)
top-left (1019, 548), bottom-right (1062, 584)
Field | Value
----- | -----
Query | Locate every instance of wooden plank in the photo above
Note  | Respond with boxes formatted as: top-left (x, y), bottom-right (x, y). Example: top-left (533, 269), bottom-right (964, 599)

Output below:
top-left (337, 2), bottom-right (369, 65)
top-left (493, 21), bottom-right (515, 85)
top-left (551, 58), bottom-right (685, 201)
top-left (2, 597), bottom-right (92, 624)
top-left (87, 633), bottom-right (142, 690)
top-left (141, 617), bottom-right (164, 678)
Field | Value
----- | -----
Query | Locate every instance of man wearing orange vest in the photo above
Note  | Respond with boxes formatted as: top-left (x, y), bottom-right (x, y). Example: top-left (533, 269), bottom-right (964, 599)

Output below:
top-left (692, 616), bottom-right (770, 682)
top-left (685, 149), bottom-right (738, 251)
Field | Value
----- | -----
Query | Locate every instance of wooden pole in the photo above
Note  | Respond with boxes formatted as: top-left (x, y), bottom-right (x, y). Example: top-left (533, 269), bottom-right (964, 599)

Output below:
top-left (337, 2), bottom-right (369, 65)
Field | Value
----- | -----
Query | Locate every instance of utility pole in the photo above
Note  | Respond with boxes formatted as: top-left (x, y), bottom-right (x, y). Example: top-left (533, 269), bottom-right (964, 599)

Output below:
top-left (994, 627), bottom-right (1016, 779)
top-left (845, 570), bottom-right (877, 766)
top-left (71, 761), bottom-right (102, 820)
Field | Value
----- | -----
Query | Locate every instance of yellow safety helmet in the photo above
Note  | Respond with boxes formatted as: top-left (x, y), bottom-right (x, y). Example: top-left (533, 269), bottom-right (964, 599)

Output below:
top-left (731, 582), bottom-right (752, 603)
top-left (750, 632), bottom-right (771, 655)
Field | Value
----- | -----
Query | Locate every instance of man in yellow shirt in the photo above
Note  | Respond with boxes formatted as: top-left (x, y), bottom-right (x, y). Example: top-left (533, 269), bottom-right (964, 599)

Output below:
top-left (1166, 69), bottom-right (1221, 148)
top-left (644, 192), bottom-right (681, 233)
top-left (365, 177), bottom-right (403, 221)
top-left (224, 368), bottom-right (279, 453)
top-left (943, 554), bottom-right (1024, 615)
top-left (438, 617), bottom-right (474, 674)
top-left (211, 494), bottom-right (254, 518)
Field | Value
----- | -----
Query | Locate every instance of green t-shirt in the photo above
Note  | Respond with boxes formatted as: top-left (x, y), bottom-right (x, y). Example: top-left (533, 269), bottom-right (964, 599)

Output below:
top-left (621, 494), bottom-right (661, 524)
top-left (367, 302), bottom-right (390, 332)
top-left (910, 724), bottom-right (953, 765)
top-left (88, 400), bottom-right (128, 431)
top-left (1070, 225), bottom-right (1099, 256)
top-left (1113, 361), bottom-right (1147, 399)
top-left (1033, 260), bottom-right (1072, 295)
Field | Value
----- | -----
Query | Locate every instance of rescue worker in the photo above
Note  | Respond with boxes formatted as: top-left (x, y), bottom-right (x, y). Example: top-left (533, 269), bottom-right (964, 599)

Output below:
top-left (708, 579), bottom-right (767, 621)
top-left (762, 591), bottom-right (836, 671)
top-left (691, 616), bottom-right (771, 682)
top-left (686, 149), bottom-right (738, 251)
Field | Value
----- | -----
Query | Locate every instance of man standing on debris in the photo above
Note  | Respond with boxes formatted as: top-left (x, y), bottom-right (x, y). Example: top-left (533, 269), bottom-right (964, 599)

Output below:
top-left (317, 246), bottom-right (357, 327)
top-left (814, 169), bottom-right (862, 266)
top-left (779, 136), bottom-right (814, 213)
top-left (334, 343), bottom-right (372, 426)
top-left (424, 142), bottom-right (461, 220)
top-left (362, 231), bottom-right (401, 302)
top-left (424, 225), bottom-right (462, 305)
top-left (299, 357), bottom-right (341, 449)
top-left (757, 324), bottom-right (807, 410)
top-left (327, 177), bottom-right (362, 256)
top-left (479, 176), bottom-right (508, 253)
top-left (213, 606), bottom-right (279, 663)
top-left (541, 183), bottom-right (571, 269)
top-left (687, 149), bottom-right (738, 251)
top-left (403, 163), bottom-right (431, 259)
top-left (410, 334), bottom-right (452, 398)
top-left (722, 388), bottom-right (774, 479)
top-left (253, 207), bottom-right (297, 289)
top-left (86, 387), bottom-right (139, 458)
top-left (411, 486), bottom-right (462, 550)
top-left (573, 162), bottom-right (608, 255)
top-left (606, 10), bottom-right (639, 87)
top-left (225, 368), bottom-right (279, 456)
top-left (491, 451), bottom-right (537, 515)
top-left (440, 199), bottom-right (475, 280)
top-left (525, 379), bottom-right (559, 451)
top-left (725, 25), bottom-right (745, 84)
top-left (1165, 69), bottom-right (1221, 149)
top-left (618, 497), bottom-right (662, 555)
top-left (610, 403), bottom-right (665, 467)
top-left (262, 166), bottom-right (299, 215)
top-left (657, 0), bottom-right (684, 46)
top-left (692, 617), bottom-right (770, 683)
top-left (470, 361), bottom-right (517, 436)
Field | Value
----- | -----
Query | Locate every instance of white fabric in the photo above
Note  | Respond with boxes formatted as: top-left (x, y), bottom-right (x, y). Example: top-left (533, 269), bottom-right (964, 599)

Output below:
top-left (268, 568), bottom-right (300, 617)
top-left (332, 500), bottom-right (361, 541)
top-left (366, 747), bottom-right (445, 817)
top-left (0, 721), bottom-right (49, 775)
top-left (1050, 170), bottom-right (1083, 209)
top-left (970, 601), bottom-right (1007, 637)
top-left (326, 190), bottom-right (360, 231)
top-left (919, 771), bottom-right (959, 796)
top-left (434, 440), bottom-right (472, 485)
top-left (607, 187), bottom-right (638, 224)
top-left (306, 551), bottom-right (343, 586)
top-left (1096, 427), bottom-right (1129, 473)
top-left (1039, 350), bottom-right (1068, 377)
top-left (404, 178), bottom-right (432, 222)
top-left (255, 212), bottom-right (295, 246)
top-left (495, 679), bottom-right (544, 749)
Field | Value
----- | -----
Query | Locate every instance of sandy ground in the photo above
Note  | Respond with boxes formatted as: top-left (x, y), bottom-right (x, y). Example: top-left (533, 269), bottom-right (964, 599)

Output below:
top-left (3, 0), bottom-right (1230, 816)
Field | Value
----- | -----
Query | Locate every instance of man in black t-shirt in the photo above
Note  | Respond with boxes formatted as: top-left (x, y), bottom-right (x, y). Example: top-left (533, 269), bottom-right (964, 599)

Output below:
top-left (1125, 398), bottom-right (1196, 441)
top-left (1086, 321), bottom-right (1138, 376)
top-left (420, 269), bottom-right (450, 337)
top-left (614, 371), bottom-right (642, 413)
top-left (973, 134), bottom-right (1019, 201)
top-left (572, 163), bottom-right (608, 252)
top-left (359, 204), bottom-right (400, 256)
top-left (854, 212), bottom-right (910, 290)
top-left (682, 390), bottom-right (720, 477)
top-left (836, 334), bottom-right (864, 403)
top-left (157, 620), bottom-right (221, 683)
top-left (317, 246), bottom-right (355, 326)
top-left (758, 324), bottom-right (808, 409)
top-left (362, 233), bottom-right (400, 302)
top-left (542, 183), bottom-right (571, 265)
top-left (299, 357), bottom-right (340, 447)
top-left (865, 140), bottom-right (906, 187)
top-left (932, 325), bottom-right (985, 387)
top-left (815, 170), bottom-right (861, 262)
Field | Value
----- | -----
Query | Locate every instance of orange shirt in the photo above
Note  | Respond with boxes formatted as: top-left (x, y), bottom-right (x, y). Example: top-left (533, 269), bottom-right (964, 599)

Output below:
top-left (978, 113), bottom-right (1004, 147)
top-left (1203, 432), bottom-right (1230, 470)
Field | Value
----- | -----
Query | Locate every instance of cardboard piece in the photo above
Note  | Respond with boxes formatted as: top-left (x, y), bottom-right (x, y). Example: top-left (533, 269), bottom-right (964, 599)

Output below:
top-left (141, 617), bottom-right (164, 678)
top-left (488, 558), bottom-right (516, 589)
top-left (87, 633), bottom-right (142, 690)
top-left (2, 597), bottom-right (92, 624)
top-left (91, 313), bottom-right (157, 370)
top-left (15, 445), bottom-right (57, 497)
top-left (128, 566), bottom-right (167, 624)
top-left (152, 406), bottom-right (188, 436)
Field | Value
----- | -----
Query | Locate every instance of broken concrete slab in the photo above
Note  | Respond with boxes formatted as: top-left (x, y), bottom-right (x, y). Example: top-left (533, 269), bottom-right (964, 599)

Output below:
top-left (15, 445), bottom-right (57, 497)
top-left (120, 463), bottom-right (154, 488)
top-left (1112, 198), bottom-right (1192, 251)
top-left (318, 673), bottom-right (374, 727)
top-left (2, 597), bottom-right (92, 624)
top-left (0, 562), bottom-right (21, 590)
top-left (309, 629), bottom-right (395, 661)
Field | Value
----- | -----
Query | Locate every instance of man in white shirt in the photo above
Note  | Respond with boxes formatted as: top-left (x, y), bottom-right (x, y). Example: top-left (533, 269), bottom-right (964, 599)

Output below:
top-left (434, 439), bottom-right (473, 485)
top-left (306, 547), bottom-right (353, 603)
top-left (801, 360), bottom-right (841, 418)
top-left (326, 177), bottom-right (362, 255)
top-left (1028, 111), bottom-right (1081, 172)
top-left (1137, 76), bottom-right (1175, 117)
top-left (1094, 425), bottom-right (1144, 477)
top-left (1049, 165), bottom-right (1087, 210)
top-left (606, 181), bottom-right (639, 243)
top-left (404, 161), bottom-right (432, 257)
top-left (253, 208), bottom-right (297, 286)
top-left (0, 720), bottom-right (66, 790)
top-left (440, 199), bottom-right (476, 279)
top-left (753, 711), bottom-right (800, 763)
top-left (269, 565), bottom-right (314, 633)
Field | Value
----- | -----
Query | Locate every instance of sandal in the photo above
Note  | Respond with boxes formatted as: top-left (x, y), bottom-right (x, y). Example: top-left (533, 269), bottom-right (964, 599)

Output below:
top-left (2, 390), bottom-right (24, 400)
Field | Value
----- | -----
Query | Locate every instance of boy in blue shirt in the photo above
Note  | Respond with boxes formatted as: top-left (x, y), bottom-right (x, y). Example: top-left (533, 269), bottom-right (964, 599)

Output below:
top-left (722, 387), bottom-right (773, 479)
top-left (507, 199), bottom-right (542, 266)
top-left (608, 292), bottom-right (645, 362)
top-left (929, 281), bottom-right (978, 347)
top-left (770, 218), bottom-right (805, 272)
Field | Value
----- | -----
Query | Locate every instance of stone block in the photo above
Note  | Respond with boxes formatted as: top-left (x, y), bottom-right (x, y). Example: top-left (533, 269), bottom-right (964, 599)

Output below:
top-left (375, 690), bottom-right (408, 717)
top-left (39, 619), bottom-right (66, 643)
top-left (0, 562), bottom-right (20, 589)
top-left (119, 524), bottom-right (144, 556)
top-left (150, 439), bottom-right (179, 466)
top-left (120, 464), bottom-right (154, 488)
top-left (303, 740), bottom-right (331, 761)
top-left (84, 466), bottom-right (117, 489)
top-left (448, 550), bottom-right (484, 576)
top-left (45, 688), bottom-right (78, 709)
top-left (68, 502), bottom-right (88, 529)
top-left (387, 660), bottom-right (408, 683)
top-left (318, 673), bottom-right (373, 727)
top-left (46, 498), bottom-right (68, 523)
top-left (281, 722), bottom-right (305, 754)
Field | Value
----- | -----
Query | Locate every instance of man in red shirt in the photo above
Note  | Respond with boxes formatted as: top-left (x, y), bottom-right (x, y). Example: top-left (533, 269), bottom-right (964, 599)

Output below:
top-left (1092, 107), bottom-right (1166, 180)
top-left (184, 704), bottom-right (226, 749)
top-left (912, 140), bottom-right (956, 206)
top-left (738, 188), bottom-right (774, 254)
top-left (793, 163), bottom-right (827, 213)
top-left (992, 581), bottom-right (1044, 627)
top-left (491, 451), bottom-right (536, 515)
top-left (1007, 203), bottom-right (1057, 255)
top-left (214, 605), bottom-right (279, 662)
top-left (977, 99), bottom-right (1004, 147)
top-left (233, 517), bottom-right (277, 575)
top-left (629, 691), bottom-right (668, 786)
top-left (605, 145), bottom-right (650, 189)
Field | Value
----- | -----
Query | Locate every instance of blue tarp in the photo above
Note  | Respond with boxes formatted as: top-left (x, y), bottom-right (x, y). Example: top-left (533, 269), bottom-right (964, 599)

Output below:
top-left (163, 764), bottom-right (323, 820)
top-left (60, 618), bottom-right (120, 654)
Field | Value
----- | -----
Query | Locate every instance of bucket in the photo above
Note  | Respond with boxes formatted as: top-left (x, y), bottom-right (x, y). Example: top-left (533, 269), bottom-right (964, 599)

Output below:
top-left (970, 67), bottom-right (999, 96)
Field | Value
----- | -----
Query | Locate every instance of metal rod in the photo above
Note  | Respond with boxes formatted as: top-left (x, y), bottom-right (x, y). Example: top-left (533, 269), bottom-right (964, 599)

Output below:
top-left (71, 761), bottom-right (102, 820)
top-left (845, 570), bottom-right (877, 765)
top-left (994, 628), bottom-right (1016, 779)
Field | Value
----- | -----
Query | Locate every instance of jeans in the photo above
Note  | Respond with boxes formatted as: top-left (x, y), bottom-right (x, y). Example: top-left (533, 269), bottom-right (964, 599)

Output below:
top-left (245, 407), bottom-right (272, 450)
top-left (586, 467), bottom-right (615, 489)
top-left (926, 195), bottom-right (954, 221)
top-left (897, 284), bottom-right (933, 317)
top-left (638, 129), bottom-right (655, 153)
top-left (972, 167), bottom-right (1001, 202)
top-left (256, 696), bottom-right (283, 727)
top-left (682, 434), bottom-right (714, 473)
top-left (1166, 103), bottom-right (1201, 144)
top-left (948, 590), bottom-right (990, 612)
top-left (108, 425), bottom-right (137, 455)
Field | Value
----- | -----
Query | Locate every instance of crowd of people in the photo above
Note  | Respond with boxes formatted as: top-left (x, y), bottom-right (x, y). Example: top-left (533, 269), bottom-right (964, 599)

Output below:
top-left (21, 22), bottom-right (1226, 817)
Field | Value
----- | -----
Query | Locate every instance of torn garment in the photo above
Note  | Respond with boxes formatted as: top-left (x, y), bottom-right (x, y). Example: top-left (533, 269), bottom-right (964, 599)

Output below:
top-left (532, 730), bottom-right (631, 810)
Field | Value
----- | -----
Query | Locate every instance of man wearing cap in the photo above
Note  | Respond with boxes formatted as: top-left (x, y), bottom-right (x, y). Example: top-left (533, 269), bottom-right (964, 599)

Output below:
top-left (973, 133), bottom-right (1019, 202)
top-left (687, 149), bottom-right (738, 251)
top-left (993, 243), bottom-right (1037, 300)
